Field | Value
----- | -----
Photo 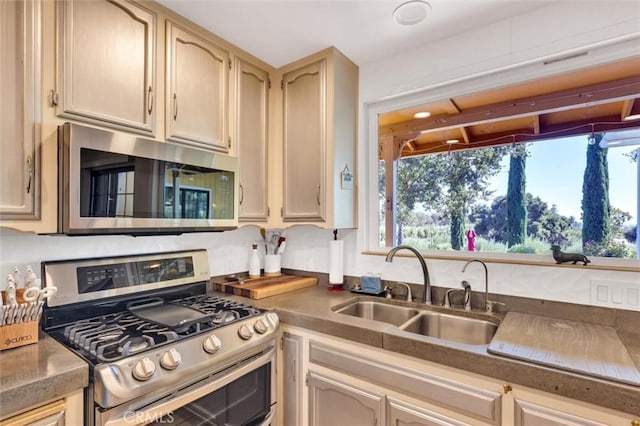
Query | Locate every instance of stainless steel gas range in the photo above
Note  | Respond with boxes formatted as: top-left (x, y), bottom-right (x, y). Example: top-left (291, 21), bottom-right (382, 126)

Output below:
top-left (41, 249), bottom-right (278, 426)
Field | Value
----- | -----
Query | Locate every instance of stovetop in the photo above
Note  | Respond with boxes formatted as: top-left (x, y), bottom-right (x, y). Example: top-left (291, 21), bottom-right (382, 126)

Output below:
top-left (41, 249), bottom-right (282, 410)
top-left (49, 294), bottom-right (262, 365)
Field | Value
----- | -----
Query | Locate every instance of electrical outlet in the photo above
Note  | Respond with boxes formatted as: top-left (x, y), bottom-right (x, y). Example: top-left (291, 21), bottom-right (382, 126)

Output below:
top-left (590, 280), bottom-right (640, 310)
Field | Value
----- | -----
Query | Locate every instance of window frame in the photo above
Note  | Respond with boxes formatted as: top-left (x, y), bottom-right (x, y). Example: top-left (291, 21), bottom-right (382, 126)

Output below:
top-left (364, 47), bottom-right (640, 271)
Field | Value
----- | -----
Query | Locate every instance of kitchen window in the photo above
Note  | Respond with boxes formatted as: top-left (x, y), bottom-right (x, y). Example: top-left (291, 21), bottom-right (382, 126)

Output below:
top-left (378, 135), bottom-right (639, 259)
top-left (367, 55), bottom-right (640, 266)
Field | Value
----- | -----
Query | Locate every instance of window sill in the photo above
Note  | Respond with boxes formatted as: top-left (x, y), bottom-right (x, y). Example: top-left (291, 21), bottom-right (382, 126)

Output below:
top-left (362, 249), bottom-right (640, 273)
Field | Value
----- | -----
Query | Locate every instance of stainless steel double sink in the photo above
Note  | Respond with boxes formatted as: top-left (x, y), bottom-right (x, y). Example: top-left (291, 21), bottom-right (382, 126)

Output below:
top-left (333, 299), bottom-right (499, 345)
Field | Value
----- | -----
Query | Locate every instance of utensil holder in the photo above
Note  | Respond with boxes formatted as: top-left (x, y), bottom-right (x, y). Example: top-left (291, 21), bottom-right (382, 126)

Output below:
top-left (0, 321), bottom-right (39, 351)
top-left (264, 255), bottom-right (281, 276)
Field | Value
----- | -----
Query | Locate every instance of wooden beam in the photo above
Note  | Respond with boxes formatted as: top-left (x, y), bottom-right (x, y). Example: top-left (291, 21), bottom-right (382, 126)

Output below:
top-left (532, 114), bottom-right (540, 135)
top-left (398, 115), bottom-right (640, 157)
top-left (459, 127), bottom-right (471, 143)
top-left (621, 98), bottom-right (635, 121)
top-left (379, 76), bottom-right (640, 138)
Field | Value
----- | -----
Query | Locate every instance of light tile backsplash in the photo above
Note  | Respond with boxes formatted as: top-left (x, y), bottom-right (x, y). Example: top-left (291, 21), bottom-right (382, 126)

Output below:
top-left (1, 225), bottom-right (638, 311)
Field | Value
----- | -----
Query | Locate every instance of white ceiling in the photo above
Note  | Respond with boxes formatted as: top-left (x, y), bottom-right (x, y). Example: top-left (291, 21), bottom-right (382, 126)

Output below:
top-left (156, 0), bottom-right (558, 68)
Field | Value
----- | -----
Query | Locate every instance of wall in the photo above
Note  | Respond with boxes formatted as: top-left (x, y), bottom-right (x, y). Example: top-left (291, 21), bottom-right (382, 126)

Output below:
top-left (2, 1), bottom-right (639, 309)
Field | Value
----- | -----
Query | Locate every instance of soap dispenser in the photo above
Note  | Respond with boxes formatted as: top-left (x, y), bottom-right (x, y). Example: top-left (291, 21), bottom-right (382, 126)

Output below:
top-left (249, 243), bottom-right (261, 278)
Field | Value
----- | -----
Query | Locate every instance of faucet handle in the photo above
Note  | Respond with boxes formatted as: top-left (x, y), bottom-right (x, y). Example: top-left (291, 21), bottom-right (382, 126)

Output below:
top-left (396, 282), bottom-right (413, 302)
top-left (460, 280), bottom-right (472, 311)
top-left (485, 300), bottom-right (506, 313)
top-left (384, 286), bottom-right (393, 299)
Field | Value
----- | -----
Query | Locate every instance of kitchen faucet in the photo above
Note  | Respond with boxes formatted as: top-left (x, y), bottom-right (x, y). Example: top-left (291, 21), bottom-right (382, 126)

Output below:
top-left (461, 259), bottom-right (497, 312)
top-left (385, 245), bottom-right (431, 305)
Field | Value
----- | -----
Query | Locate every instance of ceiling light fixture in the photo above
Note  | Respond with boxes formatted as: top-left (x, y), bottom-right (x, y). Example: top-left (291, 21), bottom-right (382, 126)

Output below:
top-left (414, 111), bottom-right (431, 119)
top-left (393, 0), bottom-right (431, 26)
top-left (445, 139), bottom-right (459, 145)
top-left (623, 113), bottom-right (640, 121)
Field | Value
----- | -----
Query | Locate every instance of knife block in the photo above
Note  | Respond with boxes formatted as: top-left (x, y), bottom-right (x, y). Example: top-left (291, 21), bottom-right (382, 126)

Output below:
top-left (0, 320), bottom-right (39, 351)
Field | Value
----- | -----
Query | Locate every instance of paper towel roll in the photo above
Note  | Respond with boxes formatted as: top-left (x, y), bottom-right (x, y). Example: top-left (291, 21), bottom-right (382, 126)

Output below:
top-left (329, 240), bottom-right (344, 284)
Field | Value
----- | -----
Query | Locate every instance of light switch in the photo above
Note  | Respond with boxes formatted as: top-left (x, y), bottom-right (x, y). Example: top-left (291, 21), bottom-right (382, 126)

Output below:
top-left (596, 285), bottom-right (608, 302)
top-left (590, 280), bottom-right (639, 311)
top-left (612, 287), bottom-right (624, 304)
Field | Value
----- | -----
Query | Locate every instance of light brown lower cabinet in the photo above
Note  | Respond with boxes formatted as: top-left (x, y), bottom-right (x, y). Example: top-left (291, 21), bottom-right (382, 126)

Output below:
top-left (308, 371), bottom-right (385, 426)
top-left (279, 325), bottom-right (638, 426)
top-left (0, 389), bottom-right (83, 426)
top-left (0, 400), bottom-right (64, 426)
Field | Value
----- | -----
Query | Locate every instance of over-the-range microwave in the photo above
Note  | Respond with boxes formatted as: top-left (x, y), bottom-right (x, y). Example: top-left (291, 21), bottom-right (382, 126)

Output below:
top-left (58, 122), bottom-right (239, 235)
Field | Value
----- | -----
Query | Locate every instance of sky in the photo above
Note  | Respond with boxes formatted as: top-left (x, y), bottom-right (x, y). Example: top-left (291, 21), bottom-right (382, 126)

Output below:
top-left (487, 135), bottom-right (639, 223)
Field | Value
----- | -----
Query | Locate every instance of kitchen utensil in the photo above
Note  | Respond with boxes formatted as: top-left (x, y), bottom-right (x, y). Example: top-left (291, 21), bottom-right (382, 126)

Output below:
top-left (10, 266), bottom-right (20, 287)
top-left (276, 241), bottom-right (287, 255)
top-left (12, 303), bottom-right (28, 324)
top-left (27, 301), bottom-right (43, 322)
top-left (6, 275), bottom-right (17, 306)
top-left (5, 305), bottom-right (15, 325)
top-left (37, 286), bottom-right (57, 301)
top-left (22, 286), bottom-right (41, 302)
top-left (24, 265), bottom-right (37, 287)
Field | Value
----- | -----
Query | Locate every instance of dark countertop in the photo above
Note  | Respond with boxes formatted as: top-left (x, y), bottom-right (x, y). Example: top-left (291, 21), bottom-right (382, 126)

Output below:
top-left (219, 285), bottom-right (640, 416)
top-left (1, 285), bottom-right (638, 419)
top-left (0, 332), bottom-right (88, 419)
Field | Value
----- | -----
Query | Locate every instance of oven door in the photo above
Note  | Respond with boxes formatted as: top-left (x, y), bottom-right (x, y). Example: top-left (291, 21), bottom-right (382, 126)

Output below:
top-left (99, 347), bottom-right (276, 426)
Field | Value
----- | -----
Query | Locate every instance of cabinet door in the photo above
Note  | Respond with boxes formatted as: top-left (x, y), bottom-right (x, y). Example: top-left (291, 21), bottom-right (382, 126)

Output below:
top-left (389, 398), bottom-right (471, 426)
top-left (56, 0), bottom-right (155, 135)
top-left (166, 22), bottom-right (229, 152)
top-left (514, 400), bottom-right (610, 426)
top-left (235, 57), bottom-right (269, 221)
top-left (308, 370), bottom-right (384, 426)
top-left (0, 0), bottom-right (40, 219)
top-left (282, 332), bottom-right (303, 426)
top-left (282, 60), bottom-right (326, 222)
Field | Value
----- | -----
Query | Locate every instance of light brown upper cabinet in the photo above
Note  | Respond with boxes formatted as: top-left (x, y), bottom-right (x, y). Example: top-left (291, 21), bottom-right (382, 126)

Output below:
top-left (0, 0), bottom-right (41, 220)
top-left (55, 0), bottom-right (156, 135)
top-left (166, 21), bottom-right (229, 152)
top-left (279, 47), bottom-right (358, 228)
top-left (234, 57), bottom-right (270, 222)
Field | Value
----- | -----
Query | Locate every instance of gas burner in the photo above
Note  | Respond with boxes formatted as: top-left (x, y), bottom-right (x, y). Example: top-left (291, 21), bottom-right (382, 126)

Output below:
top-left (118, 335), bottom-right (153, 355)
top-left (51, 294), bottom-right (264, 364)
top-left (213, 310), bottom-right (239, 324)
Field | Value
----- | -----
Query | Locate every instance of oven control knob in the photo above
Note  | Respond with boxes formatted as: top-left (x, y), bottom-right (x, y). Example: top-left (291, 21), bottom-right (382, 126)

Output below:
top-left (238, 324), bottom-right (254, 340)
top-left (266, 312), bottom-right (279, 327)
top-left (132, 357), bottom-right (156, 381)
top-left (203, 335), bottom-right (222, 354)
top-left (253, 319), bottom-right (269, 334)
top-left (160, 348), bottom-right (182, 370)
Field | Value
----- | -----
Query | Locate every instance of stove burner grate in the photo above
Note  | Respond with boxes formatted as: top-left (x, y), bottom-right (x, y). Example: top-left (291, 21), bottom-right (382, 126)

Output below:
top-left (51, 294), bottom-right (263, 365)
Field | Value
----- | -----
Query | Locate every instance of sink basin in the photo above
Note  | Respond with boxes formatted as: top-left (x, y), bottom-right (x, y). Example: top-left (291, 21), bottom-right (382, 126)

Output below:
top-left (399, 312), bottom-right (498, 345)
top-left (334, 301), bottom-right (420, 326)
top-left (333, 299), bottom-right (500, 345)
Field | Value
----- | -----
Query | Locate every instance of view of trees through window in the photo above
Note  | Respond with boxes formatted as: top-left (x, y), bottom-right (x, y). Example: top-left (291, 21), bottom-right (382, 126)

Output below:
top-left (379, 133), bottom-right (639, 259)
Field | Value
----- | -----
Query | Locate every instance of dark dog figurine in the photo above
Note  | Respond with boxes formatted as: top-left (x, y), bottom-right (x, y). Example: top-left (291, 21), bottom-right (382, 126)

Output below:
top-left (551, 245), bottom-right (590, 265)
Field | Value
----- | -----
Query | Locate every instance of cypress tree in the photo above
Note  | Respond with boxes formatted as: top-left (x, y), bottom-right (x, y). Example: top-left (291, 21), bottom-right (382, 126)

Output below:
top-left (507, 151), bottom-right (527, 247)
top-left (581, 134), bottom-right (610, 248)
top-left (450, 210), bottom-right (465, 250)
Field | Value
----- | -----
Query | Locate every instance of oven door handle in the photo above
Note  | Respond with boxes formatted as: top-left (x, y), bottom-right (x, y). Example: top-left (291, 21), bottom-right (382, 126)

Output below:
top-left (102, 347), bottom-right (275, 426)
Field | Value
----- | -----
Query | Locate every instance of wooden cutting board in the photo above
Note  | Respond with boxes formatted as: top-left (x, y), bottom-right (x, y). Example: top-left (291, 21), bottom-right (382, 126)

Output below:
top-left (212, 275), bottom-right (317, 299)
